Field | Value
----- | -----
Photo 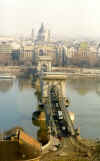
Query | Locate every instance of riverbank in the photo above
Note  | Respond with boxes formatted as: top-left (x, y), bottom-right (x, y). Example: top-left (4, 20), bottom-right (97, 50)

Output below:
top-left (0, 65), bottom-right (100, 78)
top-left (40, 136), bottom-right (100, 161)
top-left (52, 66), bottom-right (100, 79)
top-left (1, 128), bottom-right (100, 161)
top-left (66, 73), bottom-right (100, 79)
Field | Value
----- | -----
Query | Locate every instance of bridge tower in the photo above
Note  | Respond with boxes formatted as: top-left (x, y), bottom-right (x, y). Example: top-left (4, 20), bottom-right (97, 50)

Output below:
top-left (41, 72), bottom-right (67, 102)
top-left (37, 56), bottom-right (52, 72)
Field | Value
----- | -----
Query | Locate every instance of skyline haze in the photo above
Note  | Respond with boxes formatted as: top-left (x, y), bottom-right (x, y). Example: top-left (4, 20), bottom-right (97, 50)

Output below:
top-left (0, 0), bottom-right (100, 39)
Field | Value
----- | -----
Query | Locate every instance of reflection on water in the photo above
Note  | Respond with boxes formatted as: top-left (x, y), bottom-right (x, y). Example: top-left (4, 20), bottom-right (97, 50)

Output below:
top-left (0, 79), bottom-right (13, 93)
top-left (0, 78), bottom-right (100, 139)
top-left (18, 79), bottom-right (33, 91)
top-left (0, 79), bottom-right (38, 139)
top-left (67, 78), bottom-right (100, 96)
top-left (67, 78), bottom-right (100, 139)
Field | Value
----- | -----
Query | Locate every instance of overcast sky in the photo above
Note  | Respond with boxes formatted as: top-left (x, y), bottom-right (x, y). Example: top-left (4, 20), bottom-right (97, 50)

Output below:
top-left (0, 0), bottom-right (100, 39)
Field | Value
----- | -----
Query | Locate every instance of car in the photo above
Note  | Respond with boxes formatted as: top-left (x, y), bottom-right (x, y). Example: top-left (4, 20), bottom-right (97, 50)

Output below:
top-left (58, 111), bottom-right (63, 120)
top-left (62, 126), bottom-right (66, 131)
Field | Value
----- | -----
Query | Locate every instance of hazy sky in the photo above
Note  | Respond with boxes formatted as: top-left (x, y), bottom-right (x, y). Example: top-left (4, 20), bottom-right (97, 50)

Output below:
top-left (0, 0), bottom-right (100, 38)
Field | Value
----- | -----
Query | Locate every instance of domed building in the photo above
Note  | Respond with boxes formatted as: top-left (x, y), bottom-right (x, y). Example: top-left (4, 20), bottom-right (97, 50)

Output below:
top-left (36, 23), bottom-right (51, 42)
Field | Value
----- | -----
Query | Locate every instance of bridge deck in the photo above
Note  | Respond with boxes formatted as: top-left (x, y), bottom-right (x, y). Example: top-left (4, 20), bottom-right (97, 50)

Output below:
top-left (45, 86), bottom-right (76, 138)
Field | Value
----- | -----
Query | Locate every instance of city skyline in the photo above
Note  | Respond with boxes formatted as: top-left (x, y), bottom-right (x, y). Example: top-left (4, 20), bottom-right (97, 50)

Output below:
top-left (0, 0), bottom-right (100, 39)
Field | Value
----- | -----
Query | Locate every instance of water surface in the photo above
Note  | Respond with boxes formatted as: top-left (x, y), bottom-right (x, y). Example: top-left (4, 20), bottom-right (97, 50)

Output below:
top-left (0, 79), bottom-right (39, 139)
top-left (0, 78), bottom-right (100, 139)
top-left (66, 78), bottom-right (100, 139)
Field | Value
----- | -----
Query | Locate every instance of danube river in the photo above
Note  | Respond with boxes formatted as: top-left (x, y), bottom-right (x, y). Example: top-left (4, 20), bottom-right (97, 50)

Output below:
top-left (0, 78), bottom-right (100, 139)
top-left (66, 78), bottom-right (100, 139)
top-left (0, 79), bottom-right (39, 139)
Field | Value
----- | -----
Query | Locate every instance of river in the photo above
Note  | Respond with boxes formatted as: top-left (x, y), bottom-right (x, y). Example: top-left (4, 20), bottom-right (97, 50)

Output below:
top-left (0, 78), bottom-right (100, 139)
top-left (0, 79), bottom-right (39, 139)
top-left (66, 78), bottom-right (100, 139)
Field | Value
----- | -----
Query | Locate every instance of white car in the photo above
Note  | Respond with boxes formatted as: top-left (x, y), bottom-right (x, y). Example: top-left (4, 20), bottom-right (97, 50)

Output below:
top-left (58, 111), bottom-right (63, 120)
